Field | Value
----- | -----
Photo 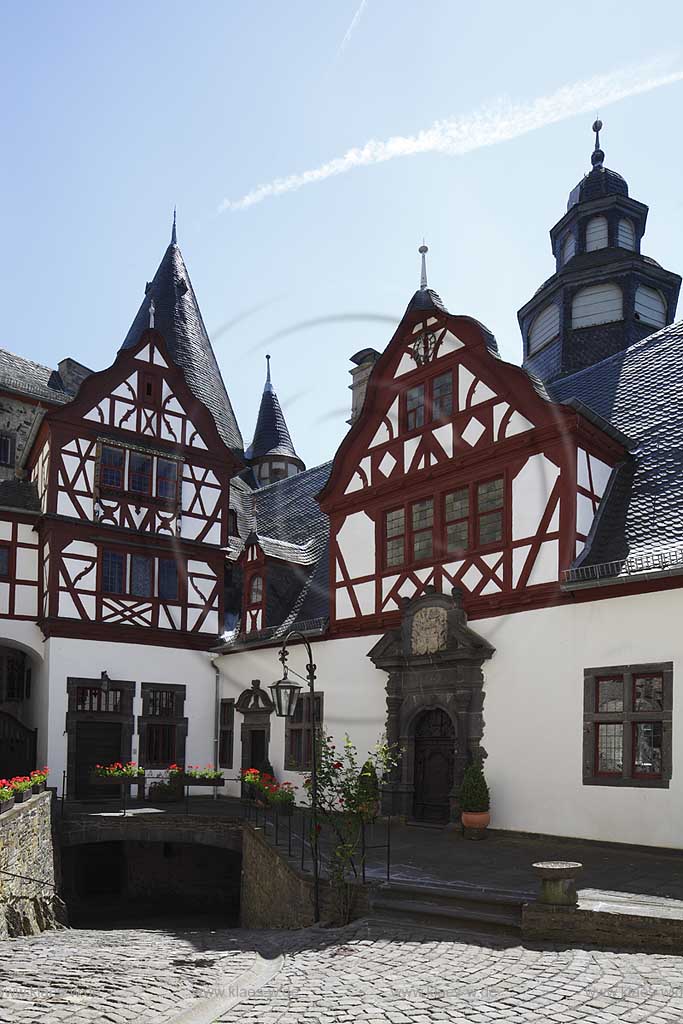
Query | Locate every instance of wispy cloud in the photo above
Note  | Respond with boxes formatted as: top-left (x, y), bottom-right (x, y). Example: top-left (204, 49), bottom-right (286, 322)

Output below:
top-left (219, 58), bottom-right (683, 212)
top-left (337, 0), bottom-right (368, 57)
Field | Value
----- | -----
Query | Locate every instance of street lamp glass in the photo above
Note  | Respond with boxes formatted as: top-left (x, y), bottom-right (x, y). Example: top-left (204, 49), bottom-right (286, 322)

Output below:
top-left (269, 676), bottom-right (302, 718)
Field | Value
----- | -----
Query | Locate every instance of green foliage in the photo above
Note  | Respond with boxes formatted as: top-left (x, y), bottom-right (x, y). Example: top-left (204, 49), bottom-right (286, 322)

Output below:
top-left (459, 760), bottom-right (490, 813)
top-left (304, 732), bottom-right (400, 925)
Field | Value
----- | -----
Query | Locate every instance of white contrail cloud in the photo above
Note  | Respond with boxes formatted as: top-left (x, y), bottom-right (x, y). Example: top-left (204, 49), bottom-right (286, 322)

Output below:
top-left (337, 0), bottom-right (368, 56)
top-left (219, 58), bottom-right (683, 213)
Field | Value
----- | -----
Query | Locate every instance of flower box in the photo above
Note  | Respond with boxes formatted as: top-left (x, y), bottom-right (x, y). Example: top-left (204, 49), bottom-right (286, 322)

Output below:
top-left (176, 775), bottom-right (225, 787)
top-left (13, 789), bottom-right (32, 804)
top-left (0, 797), bottom-right (15, 814)
top-left (90, 773), bottom-right (145, 786)
top-left (31, 780), bottom-right (46, 794)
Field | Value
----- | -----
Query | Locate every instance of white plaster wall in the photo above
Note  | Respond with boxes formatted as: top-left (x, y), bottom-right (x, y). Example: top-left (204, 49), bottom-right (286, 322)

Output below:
top-left (216, 634), bottom-right (386, 801)
top-left (217, 588), bottom-right (683, 849)
top-left (477, 587), bottom-right (683, 848)
top-left (0, 621), bottom-right (48, 759)
top-left (44, 637), bottom-right (217, 795)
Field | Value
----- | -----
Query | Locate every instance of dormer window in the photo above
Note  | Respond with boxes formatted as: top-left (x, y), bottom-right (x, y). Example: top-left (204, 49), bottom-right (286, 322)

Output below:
top-left (635, 285), bottom-right (666, 328)
top-left (249, 575), bottom-right (263, 605)
top-left (528, 304), bottom-right (560, 355)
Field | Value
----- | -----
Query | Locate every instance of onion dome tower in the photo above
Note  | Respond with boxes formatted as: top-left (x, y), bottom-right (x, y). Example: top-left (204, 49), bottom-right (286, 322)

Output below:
top-left (518, 121), bottom-right (681, 382)
top-left (246, 355), bottom-right (305, 487)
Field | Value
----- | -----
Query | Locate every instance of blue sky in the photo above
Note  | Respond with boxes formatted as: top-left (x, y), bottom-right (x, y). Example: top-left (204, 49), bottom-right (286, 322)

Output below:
top-left (3, 2), bottom-right (683, 467)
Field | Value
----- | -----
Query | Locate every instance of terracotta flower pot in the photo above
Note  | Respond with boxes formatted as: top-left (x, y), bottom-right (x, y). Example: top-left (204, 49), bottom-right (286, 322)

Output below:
top-left (461, 811), bottom-right (490, 830)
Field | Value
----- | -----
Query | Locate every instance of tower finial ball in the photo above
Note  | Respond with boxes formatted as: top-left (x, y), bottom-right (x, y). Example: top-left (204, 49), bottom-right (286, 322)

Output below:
top-left (418, 244), bottom-right (428, 254)
top-left (592, 119), bottom-right (603, 134)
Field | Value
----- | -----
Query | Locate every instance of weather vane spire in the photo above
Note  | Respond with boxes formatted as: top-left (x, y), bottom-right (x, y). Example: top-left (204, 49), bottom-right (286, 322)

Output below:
top-left (419, 241), bottom-right (429, 290)
top-left (149, 298), bottom-right (155, 329)
top-left (171, 207), bottom-right (177, 244)
top-left (591, 118), bottom-right (604, 169)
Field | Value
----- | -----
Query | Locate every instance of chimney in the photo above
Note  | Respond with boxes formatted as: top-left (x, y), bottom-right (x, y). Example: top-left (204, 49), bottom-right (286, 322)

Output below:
top-left (348, 349), bottom-right (381, 425)
top-left (58, 358), bottom-right (93, 396)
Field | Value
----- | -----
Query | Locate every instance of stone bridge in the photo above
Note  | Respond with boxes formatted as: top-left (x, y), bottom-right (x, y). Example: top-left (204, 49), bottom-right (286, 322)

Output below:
top-left (59, 812), bottom-right (243, 852)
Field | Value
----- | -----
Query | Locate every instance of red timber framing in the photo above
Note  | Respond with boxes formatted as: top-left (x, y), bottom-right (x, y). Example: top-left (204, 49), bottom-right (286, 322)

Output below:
top-left (241, 539), bottom-right (266, 635)
top-left (319, 310), bottom-right (626, 637)
top-left (24, 329), bottom-right (242, 649)
top-left (0, 514), bottom-right (40, 621)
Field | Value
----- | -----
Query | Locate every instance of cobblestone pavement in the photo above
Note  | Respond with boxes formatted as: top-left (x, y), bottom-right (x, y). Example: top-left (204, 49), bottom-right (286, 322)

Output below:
top-left (1, 921), bottom-right (683, 1024)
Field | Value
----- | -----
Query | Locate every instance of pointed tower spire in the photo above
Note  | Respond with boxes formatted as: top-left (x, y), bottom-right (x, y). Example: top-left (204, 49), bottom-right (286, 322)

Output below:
top-left (171, 207), bottom-right (177, 245)
top-left (120, 224), bottom-right (243, 454)
top-left (419, 242), bottom-right (429, 290)
top-left (591, 118), bottom-right (604, 168)
top-left (247, 355), bottom-right (305, 486)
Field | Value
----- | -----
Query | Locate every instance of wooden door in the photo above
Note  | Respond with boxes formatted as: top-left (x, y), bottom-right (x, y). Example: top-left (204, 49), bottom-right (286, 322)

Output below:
top-left (74, 721), bottom-right (122, 799)
top-left (413, 709), bottom-right (455, 823)
top-left (0, 712), bottom-right (36, 780)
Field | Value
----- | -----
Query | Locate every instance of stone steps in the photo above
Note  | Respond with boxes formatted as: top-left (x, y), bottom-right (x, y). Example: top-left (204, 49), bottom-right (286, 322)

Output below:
top-left (369, 880), bottom-right (528, 936)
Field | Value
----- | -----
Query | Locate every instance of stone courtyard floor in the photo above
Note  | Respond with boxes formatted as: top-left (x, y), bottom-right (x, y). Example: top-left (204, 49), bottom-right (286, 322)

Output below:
top-left (1, 919), bottom-right (683, 1024)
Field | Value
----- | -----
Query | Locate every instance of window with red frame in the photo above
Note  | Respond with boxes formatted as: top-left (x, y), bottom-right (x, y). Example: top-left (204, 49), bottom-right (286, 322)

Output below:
top-left (156, 458), bottom-right (179, 500)
top-left (100, 446), bottom-right (125, 489)
top-left (404, 371), bottom-right (453, 432)
top-left (583, 666), bottom-right (671, 787)
top-left (445, 488), bottom-right (469, 554)
top-left (249, 575), bottom-right (263, 605)
top-left (476, 478), bottom-right (504, 545)
top-left (411, 498), bottom-right (434, 560)
top-left (384, 508), bottom-right (405, 568)
top-left (130, 452), bottom-right (152, 495)
top-left (102, 550), bottom-right (126, 594)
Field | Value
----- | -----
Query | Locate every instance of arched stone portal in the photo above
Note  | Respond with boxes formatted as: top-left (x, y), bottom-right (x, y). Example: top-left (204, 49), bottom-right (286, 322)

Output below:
top-left (368, 587), bottom-right (495, 824)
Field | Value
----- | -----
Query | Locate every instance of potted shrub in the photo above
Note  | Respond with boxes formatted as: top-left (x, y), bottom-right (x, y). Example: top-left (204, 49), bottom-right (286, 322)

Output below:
top-left (30, 767), bottom-right (49, 794)
top-left (11, 775), bottom-right (33, 803)
top-left (0, 781), bottom-right (14, 814)
top-left (459, 761), bottom-right (490, 835)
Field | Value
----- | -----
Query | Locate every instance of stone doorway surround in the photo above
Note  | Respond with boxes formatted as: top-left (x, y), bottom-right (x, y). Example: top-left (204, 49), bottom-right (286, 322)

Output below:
top-left (235, 680), bottom-right (274, 786)
top-left (368, 587), bottom-right (494, 824)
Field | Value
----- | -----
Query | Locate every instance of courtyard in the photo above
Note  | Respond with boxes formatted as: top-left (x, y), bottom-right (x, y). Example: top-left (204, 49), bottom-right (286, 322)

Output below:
top-left (0, 919), bottom-right (682, 1024)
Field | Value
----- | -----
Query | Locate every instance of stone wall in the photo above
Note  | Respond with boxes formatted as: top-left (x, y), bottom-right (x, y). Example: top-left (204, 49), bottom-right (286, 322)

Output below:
top-left (0, 792), bottom-right (66, 937)
top-left (240, 825), bottom-right (370, 929)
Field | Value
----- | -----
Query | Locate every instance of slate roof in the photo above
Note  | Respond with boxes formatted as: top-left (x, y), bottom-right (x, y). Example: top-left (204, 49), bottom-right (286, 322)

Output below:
top-left (121, 231), bottom-right (243, 456)
top-left (567, 164), bottom-right (629, 210)
top-left (222, 462), bottom-right (332, 645)
top-left (550, 320), bottom-right (683, 573)
top-left (246, 362), bottom-right (303, 465)
top-left (0, 480), bottom-right (40, 512)
top-left (0, 349), bottom-right (72, 404)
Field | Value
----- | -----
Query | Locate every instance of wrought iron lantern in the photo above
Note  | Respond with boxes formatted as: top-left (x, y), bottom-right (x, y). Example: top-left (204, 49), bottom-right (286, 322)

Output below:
top-left (269, 668), bottom-right (302, 719)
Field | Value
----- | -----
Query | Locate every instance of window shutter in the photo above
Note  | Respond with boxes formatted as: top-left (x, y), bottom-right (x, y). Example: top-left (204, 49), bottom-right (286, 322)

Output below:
top-left (635, 285), bottom-right (667, 328)
top-left (571, 283), bottom-right (623, 328)
top-left (528, 304), bottom-right (560, 354)
top-left (585, 216), bottom-right (608, 252)
top-left (561, 234), bottom-right (576, 264)
top-left (617, 218), bottom-right (635, 250)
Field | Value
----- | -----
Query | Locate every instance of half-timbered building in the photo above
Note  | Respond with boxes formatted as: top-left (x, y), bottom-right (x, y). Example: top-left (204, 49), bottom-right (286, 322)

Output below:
top-left (2, 124), bottom-right (683, 848)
